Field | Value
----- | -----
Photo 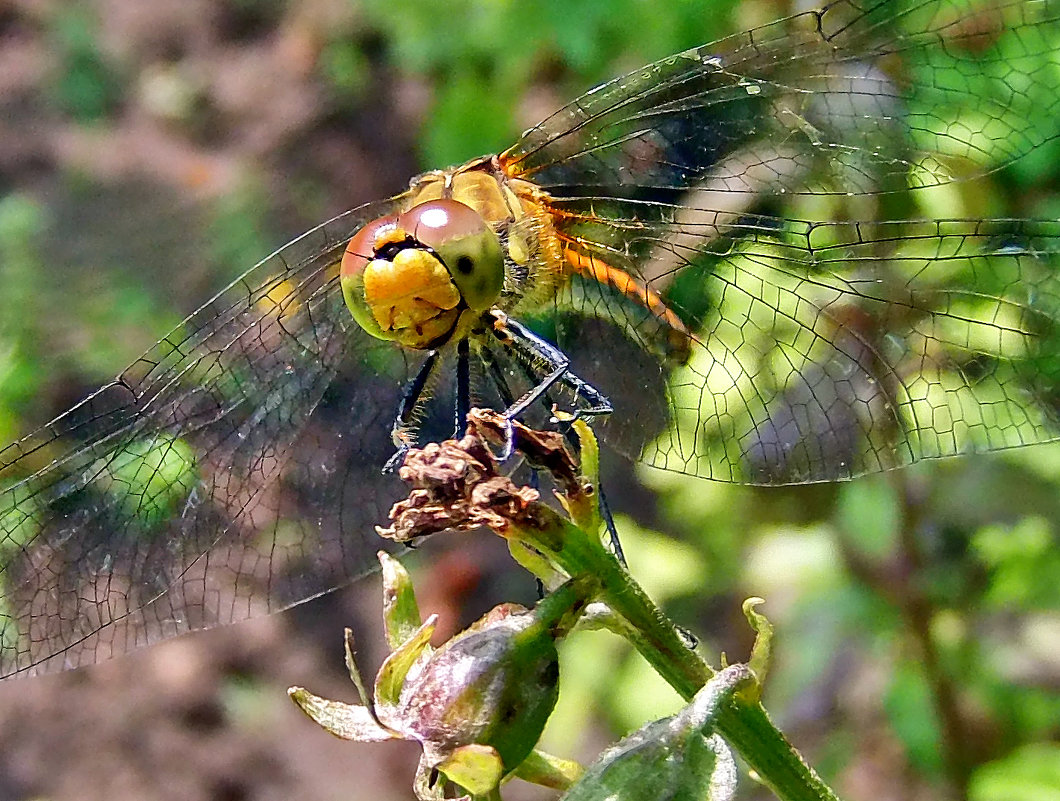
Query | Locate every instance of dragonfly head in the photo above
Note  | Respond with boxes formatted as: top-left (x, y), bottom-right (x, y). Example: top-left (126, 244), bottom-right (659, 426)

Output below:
top-left (341, 199), bottom-right (505, 349)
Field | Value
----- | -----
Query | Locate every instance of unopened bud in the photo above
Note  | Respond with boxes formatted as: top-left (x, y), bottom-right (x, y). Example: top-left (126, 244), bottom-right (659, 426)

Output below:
top-left (402, 577), bottom-right (590, 776)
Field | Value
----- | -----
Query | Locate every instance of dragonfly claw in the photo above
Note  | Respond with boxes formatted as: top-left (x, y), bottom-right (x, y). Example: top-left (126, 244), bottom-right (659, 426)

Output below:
top-left (383, 446), bottom-right (411, 474)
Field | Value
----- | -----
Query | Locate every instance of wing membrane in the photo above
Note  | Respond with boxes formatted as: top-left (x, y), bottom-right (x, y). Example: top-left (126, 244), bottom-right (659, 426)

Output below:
top-left (551, 211), bottom-right (1060, 483)
top-left (0, 200), bottom-right (409, 678)
top-left (504, 0), bottom-right (1059, 198)
top-left (503, 0), bottom-right (1060, 483)
top-left (2, 0), bottom-right (1058, 678)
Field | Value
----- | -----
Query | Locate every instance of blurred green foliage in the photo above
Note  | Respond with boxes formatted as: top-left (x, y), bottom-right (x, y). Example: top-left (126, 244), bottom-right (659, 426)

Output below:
top-left (885, 661), bottom-right (947, 774)
top-left (0, 196), bottom-right (45, 447)
top-left (207, 181), bottom-right (275, 284)
top-left (99, 435), bottom-right (199, 534)
top-left (974, 517), bottom-right (1060, 608)
top-left (970, 743), bottom-right (1060, 801)
top-left (355, 0), bottom-right (743, 166)
top-left (47, 4), bottom-right (122, 122)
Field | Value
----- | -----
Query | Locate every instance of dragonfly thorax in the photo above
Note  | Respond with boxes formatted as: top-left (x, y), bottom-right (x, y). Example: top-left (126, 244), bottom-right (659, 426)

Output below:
top-left (340, 198), bottom-right (505, 349)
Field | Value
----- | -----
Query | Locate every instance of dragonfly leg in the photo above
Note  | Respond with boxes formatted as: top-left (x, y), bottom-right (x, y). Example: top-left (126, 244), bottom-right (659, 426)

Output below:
top-left (484, 312), bottom-right (625, 563)
top-left (384, 349), bottom-right (440, 473)
top-left (488, 312), bottom-right (613, 423)
top-left (595, 484), bottom-right (625, 564)
top-left (455, 338), bottom-right (471, 439)
top-left (478, 342), bottom-right (522, 466)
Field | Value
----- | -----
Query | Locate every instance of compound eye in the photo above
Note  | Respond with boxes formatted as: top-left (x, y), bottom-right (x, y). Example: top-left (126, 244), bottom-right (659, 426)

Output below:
top-left (398, 199), bottom-right (490, 249)
top-left (340, 213), bottom-right (405, 342)
top-left (340, 214), bottom-right (398, 280)
top-left (399, 199), bottom-right (504, 313)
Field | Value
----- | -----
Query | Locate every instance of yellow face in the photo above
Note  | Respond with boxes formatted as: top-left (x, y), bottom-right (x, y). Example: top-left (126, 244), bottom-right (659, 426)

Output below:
top-left (341, 199), bottom-right (505, 350)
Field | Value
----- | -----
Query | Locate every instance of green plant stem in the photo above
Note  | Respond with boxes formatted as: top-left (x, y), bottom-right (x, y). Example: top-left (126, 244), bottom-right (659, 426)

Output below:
top-left (516, 508), bottom-right (841, 801)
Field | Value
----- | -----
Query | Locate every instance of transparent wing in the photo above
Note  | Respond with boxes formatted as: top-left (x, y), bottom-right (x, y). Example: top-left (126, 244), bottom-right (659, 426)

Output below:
top-left (0, 198), bottom-right (413, 678)
top-left (505, 0), bottom-right (1058, 196)
top-left (499, 0), bottom-right (1060, 483)
top-left (571, 216), bottom-right (1060, 483)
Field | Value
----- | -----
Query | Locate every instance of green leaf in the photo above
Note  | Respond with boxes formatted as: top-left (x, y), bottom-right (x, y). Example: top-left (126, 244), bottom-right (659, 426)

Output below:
top-left (560, 665), bottom-right (751, 801)
top-left (47, 5), bottom-right (122, 121)
top-left (436, 743), bottom-right (506, 797)
top-left (421, 68), bottom-right (515, 167)
top-left (835, 478), bottom-right (900, 558)
top-left (973, 517), bottom-right (1060, 609)
top-left (883, 662), bottom-right (945, 775)
top-left (380, 551), bottom-right (424, 650)
top-left (287, 687), bottom-right (396, 742)
top-left (376, 615), bottom-right (437, 709)
top-left (970, 743), bottom-right (1060, 801)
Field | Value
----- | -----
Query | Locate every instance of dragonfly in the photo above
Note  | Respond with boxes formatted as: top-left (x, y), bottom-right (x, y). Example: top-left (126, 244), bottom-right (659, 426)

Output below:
top-left (1, 0), bottom-right (1058, 680)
